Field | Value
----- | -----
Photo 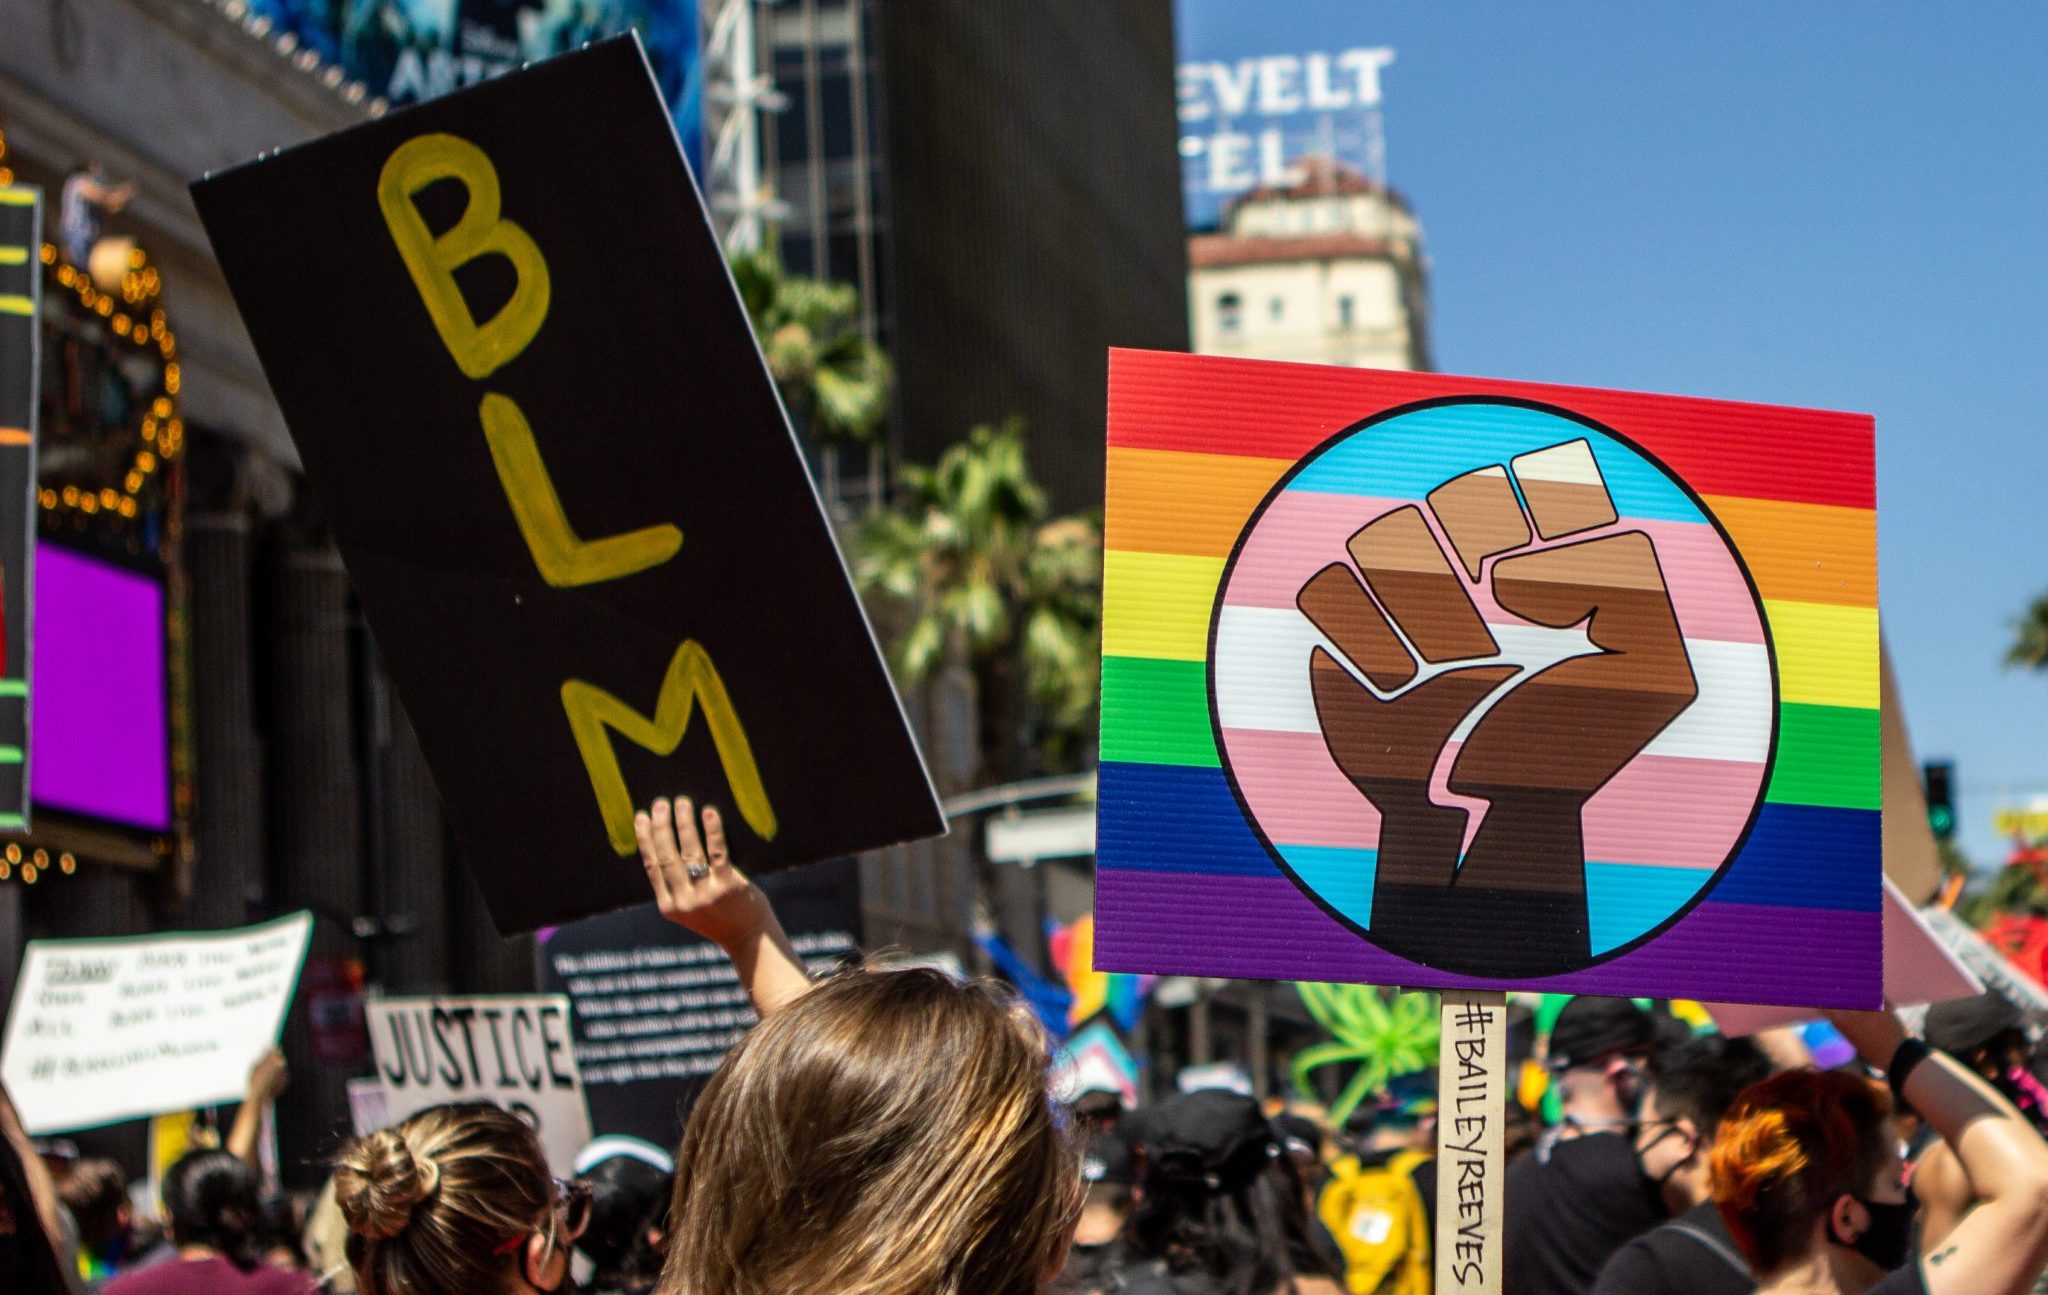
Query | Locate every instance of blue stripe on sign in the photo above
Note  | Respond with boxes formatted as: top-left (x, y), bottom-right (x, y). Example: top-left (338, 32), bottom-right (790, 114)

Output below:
top-left (1585, 862), bottom-right (1719, 954)
top-left (1284, 403), bottom-right (1705, 524)
top-left (1275, 844), bottom-right (1378, 929)
top-left (1097, 762), bottom-right (1279, 878)
top-left (1706, 802), bottom-right (1881, 911)
top-left (1102, 763), bottom-right (1880, 925)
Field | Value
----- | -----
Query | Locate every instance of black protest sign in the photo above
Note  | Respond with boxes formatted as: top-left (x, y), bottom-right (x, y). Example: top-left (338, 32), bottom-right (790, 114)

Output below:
top-left (191, 37), bottom-right (943, 932)
top-left (540, 858), bottom-right (861, 1149)
top-left (0, 188), bottom-right (38, 828)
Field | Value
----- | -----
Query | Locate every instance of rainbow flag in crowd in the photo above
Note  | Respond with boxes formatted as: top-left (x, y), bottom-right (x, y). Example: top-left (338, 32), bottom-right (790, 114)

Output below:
top-left (1094, 350), bottom-right (1878, 1007)
top-left (1050, 915), bottom-right (1152, 1031)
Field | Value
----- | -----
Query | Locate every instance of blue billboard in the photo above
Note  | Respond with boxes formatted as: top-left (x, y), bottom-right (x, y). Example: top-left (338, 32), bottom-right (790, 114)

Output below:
top-left (248, 0), bottom-right (703, 175)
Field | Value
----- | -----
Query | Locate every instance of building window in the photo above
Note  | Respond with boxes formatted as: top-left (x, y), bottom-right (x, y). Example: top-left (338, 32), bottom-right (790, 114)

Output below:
top-left (1269, 297), bottom-right (1284, 322)
top-left (1337, 295), bottom-right (1355, 330)
top-left (1217, 292), bottom-right (1242, 335)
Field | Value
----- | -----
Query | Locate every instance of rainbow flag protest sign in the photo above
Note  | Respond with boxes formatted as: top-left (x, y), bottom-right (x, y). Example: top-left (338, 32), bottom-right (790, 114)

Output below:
top-left (1096, 350), bottom-right (1878, 1006)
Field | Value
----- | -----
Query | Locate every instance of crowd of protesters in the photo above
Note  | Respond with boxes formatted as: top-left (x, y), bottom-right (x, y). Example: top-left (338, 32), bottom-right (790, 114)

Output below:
top-left (5, 795), bottom-right (2048, 1295)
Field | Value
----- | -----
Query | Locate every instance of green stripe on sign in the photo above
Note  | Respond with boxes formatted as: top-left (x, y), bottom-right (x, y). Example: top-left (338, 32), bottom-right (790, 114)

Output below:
top-left (1765, 702), bottom-right (1880, 810)
top-left (1101, 656), bottom-right (1218, 767)
top-left (0, 679), bottom-right (25, 697)
top-left (0, 747), bottom-right (22, 763)
top-left (0, 814), bottom-right (24, 830)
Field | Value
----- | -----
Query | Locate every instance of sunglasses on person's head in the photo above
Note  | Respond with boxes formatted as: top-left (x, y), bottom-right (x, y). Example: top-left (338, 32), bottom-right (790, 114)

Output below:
top-left (491, 1177), bottom-right (594, 1256)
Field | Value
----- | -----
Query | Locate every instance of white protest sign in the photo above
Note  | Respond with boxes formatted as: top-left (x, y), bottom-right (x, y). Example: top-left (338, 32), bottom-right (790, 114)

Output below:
top-left (366, 994), bottom-right (591, 1175)
top-left (0, 912), bottom-right (313, 1134)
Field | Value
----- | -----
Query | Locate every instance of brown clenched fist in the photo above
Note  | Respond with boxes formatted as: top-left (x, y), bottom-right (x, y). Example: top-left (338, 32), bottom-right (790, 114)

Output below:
top-left (1295, 440), bottom-right (1697, 973)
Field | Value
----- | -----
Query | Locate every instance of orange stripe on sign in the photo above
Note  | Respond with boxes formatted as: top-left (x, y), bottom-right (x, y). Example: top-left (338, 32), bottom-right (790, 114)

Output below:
top-left (0, 428), bottom-right (29, 445)
top-left (1105, 446), bottom-right (1292, 557)
top-left (1703, 494), bottom-right (1876, 608)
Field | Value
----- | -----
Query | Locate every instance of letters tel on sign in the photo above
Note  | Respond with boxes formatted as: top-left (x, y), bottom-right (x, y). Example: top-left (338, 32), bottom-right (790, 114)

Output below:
top-left (192, 36), bottom-right (943, 932)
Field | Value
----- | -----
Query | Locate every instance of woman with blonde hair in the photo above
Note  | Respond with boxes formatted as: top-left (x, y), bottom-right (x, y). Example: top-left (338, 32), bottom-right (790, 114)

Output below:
top-left (1709, 1009), bottom-right (2048, 1295)
top-left (331, 1102), bottom-right (591, 1295)
top-left (634, 795), bottom-right (1084, 1295)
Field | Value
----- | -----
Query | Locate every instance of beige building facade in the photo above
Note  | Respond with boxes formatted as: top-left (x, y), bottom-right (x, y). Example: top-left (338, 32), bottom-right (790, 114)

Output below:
top-left (1189, 158), bottom-right (1431, 371)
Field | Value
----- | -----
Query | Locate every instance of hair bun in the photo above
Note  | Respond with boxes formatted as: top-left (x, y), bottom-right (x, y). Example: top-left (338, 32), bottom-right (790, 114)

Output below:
top-left (334, 1129), bottom-right (442, 1240)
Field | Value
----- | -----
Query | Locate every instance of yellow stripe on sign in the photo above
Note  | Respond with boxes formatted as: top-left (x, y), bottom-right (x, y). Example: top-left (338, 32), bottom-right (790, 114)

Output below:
top-left (1764, 600), bottom-right (1878, 710)
top-left (1103, 550), bottom-right (1225, 661)
top-left (0, 295), bottom-right (30, 316)
top-left (0, 247), bottom-right (26, 265)
top-left (0, 191), bottom-right (34, 206)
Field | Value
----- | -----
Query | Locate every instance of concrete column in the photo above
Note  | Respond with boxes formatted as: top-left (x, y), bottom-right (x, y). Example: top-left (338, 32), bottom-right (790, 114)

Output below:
top-left (376, 698), bottom-right (449, 993)
top-left (265, 542), bottom-right (364, 1177)
top-left (448, 856), bottom-right (536, 995)
top-left (183, 510), bottom-right (265, 930)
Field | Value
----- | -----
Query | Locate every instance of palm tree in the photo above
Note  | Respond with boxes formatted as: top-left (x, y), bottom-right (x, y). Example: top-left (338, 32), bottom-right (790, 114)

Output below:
top-left (729, 248), bottom-right (891, 502)
top-left (2011, 594), bottom-right (2048, 671)
top-left (852, 419), bottom-right (1102, 779)
top-left (1290, 983), bottom-right (1439, 1125)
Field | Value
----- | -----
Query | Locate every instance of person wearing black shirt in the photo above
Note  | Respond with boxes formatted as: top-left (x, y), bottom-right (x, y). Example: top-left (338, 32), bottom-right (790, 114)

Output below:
top-left (1505, 997), bottom-right (1664, 1295)
top-left (1593, 1033), bottom-right (1773, 1295)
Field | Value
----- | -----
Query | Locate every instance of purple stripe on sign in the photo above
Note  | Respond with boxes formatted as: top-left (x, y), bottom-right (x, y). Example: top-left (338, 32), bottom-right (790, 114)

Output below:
top-left (32, 546), bottom-right (171, 830)
top-left (1093, 869), bottom-right (1879, 1009)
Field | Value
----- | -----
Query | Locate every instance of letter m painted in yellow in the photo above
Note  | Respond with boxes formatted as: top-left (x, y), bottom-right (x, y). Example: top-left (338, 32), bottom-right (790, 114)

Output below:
top-left (562, 641), bottom-right (779, 856)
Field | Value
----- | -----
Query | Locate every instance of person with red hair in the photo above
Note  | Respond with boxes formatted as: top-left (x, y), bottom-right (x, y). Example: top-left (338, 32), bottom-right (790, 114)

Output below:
top-left (1710, 1010), bottom-right (2048, 1294)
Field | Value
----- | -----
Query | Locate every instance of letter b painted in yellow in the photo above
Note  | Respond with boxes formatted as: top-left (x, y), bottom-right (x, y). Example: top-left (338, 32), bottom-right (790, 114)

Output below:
top-left (378, 133), bottom-right (550, 380)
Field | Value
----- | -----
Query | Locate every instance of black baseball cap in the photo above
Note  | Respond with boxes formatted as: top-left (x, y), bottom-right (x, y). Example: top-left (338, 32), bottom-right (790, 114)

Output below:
top-left (1925, 993), bottom-right (2027, 1057)
top-left (1124, 1091), bottom-right (1280, 1193)
top-left (1548, 996), bottom-right (1655, 1070)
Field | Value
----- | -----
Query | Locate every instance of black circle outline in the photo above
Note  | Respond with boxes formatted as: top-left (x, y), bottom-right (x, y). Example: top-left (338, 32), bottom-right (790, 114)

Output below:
top-left (1204, 394), bottom-right (1783, 977)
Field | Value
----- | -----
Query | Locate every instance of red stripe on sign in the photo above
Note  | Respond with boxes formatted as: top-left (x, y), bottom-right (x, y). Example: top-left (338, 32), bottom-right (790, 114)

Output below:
top-left (1107, 350), bottom-right (1875, 510)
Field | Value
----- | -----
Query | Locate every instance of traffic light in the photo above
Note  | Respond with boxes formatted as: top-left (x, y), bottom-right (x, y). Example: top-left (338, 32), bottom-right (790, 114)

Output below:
top-left (1923, 761), bottom-right (1956, 841)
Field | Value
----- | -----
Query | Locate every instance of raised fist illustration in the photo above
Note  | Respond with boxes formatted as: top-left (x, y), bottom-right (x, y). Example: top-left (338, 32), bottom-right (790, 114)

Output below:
top-left (1295, 439), bottom-right (1698, 974)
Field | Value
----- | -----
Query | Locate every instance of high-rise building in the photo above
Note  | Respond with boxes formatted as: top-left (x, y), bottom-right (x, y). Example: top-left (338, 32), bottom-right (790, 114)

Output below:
top-left (761, 0), bottom-right (1189, 514)
top-left (1189, 156), bottom-right (1432, 370)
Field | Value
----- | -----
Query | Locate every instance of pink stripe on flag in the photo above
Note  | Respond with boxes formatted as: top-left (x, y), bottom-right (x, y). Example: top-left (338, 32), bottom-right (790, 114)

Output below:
top-left (1222, 490), bottom-right (1765, 645)
top-left (1582, 752), bottom-right (1768, 868)
top-left (1221, 728), bottom-right (1763, 870)
top-left (1223, 727), bottom-right (1382, 849)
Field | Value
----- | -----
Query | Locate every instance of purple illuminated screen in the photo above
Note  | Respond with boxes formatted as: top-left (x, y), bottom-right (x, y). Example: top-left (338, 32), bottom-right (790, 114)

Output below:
top-left (32, 544), bottom-right (171, 830)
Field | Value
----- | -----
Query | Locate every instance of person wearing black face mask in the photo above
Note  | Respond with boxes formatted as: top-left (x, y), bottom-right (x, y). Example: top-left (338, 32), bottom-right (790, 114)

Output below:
top-left (1504, 997), bottom-right (1667, 1295)
top-left (1711, 1009), bottom-right (2048, 1295)
top-left (1592, 1034), bottom-right (1773, 1295)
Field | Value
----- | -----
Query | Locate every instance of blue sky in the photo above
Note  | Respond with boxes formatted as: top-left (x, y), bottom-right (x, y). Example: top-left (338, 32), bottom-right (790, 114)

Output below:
top-left (1177, 2), bottom-right (2048, 872)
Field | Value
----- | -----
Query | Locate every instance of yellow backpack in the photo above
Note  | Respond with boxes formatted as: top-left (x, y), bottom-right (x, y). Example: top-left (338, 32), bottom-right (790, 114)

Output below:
top-left (1318, 1148), bottom-right (1432, 1295)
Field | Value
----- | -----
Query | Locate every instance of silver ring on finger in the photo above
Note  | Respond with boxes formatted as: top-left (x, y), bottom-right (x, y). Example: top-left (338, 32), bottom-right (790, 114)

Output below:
top-left (686, 862), bottom-right (710, 881)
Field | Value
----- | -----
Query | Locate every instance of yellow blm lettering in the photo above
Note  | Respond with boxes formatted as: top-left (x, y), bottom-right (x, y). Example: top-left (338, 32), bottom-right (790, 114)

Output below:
top-left (376, 130), bottom-right (777, 854)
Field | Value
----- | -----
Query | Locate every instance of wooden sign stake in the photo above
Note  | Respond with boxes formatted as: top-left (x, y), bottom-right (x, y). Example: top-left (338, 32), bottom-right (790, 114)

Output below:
top-left (1435, 989), bottom-right (1508, 1294)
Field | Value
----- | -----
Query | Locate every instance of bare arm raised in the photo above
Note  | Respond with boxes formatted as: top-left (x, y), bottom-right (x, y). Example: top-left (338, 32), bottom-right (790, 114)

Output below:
top-left (1830, 1009), bottom-right (2048, 1295)
top-left (226, 1048), bottom-right (288, 1175)
top-left (635, 795), bottom-right (813, 1018)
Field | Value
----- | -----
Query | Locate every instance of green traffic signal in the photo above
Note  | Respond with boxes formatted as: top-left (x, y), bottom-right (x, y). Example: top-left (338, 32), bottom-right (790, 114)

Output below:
top-left (1923, 761), bottom-right (1956, 841)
